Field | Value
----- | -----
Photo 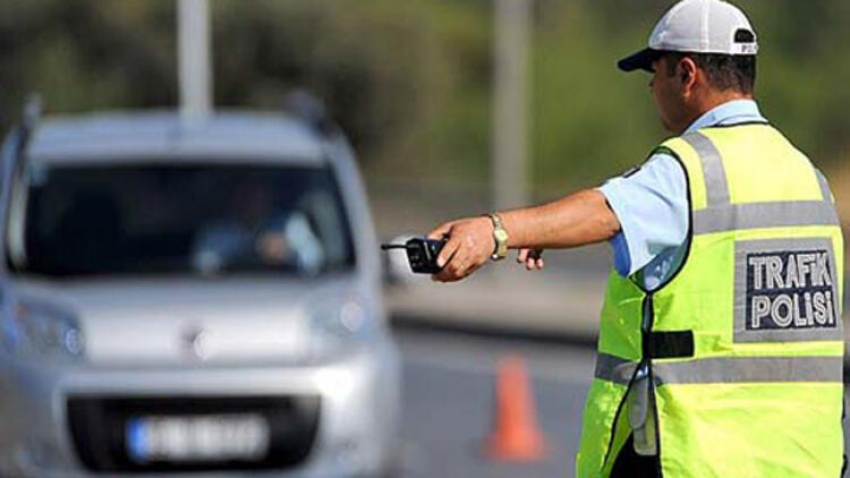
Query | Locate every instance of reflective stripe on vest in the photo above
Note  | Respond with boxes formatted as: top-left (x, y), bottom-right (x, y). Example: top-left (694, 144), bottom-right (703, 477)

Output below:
top-left (594, 352), bottom-right (843, 385)
top-left (682, 132), bottom-right (841, 235)
top-left (694, 202), bottom-right (839, 234)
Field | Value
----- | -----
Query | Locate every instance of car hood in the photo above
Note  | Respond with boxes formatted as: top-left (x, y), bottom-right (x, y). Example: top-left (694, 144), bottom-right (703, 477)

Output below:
top-left (5, 275), bottom-right (364, 365)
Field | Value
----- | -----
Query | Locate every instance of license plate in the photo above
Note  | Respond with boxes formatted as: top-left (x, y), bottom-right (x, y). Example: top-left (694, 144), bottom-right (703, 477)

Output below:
top-left (126, 414), bottom-right (270, 463)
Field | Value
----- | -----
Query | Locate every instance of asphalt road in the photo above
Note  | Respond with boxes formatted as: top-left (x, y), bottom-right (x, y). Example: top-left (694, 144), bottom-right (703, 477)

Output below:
top-left (394, 325), bottom-right (595, 478)
top-left (393, 324), bottom-right (850, 478)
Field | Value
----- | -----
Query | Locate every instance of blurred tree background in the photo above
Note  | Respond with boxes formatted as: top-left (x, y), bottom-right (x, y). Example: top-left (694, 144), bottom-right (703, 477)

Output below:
top-left (0, 0), bottom-right (847, 206)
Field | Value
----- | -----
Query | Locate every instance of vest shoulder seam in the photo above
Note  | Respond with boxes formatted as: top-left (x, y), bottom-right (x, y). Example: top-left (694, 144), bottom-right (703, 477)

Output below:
top-left (641, 149), bottom-right (695, 295)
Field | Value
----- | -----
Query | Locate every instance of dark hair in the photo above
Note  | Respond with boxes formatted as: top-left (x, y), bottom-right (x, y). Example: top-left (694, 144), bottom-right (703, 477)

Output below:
top-left (664, 52), bottom-right (756, 94)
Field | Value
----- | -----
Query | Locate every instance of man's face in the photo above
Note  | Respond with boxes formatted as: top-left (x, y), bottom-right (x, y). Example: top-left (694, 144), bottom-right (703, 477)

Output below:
top-left (649, 56), bottom-right (688, 133)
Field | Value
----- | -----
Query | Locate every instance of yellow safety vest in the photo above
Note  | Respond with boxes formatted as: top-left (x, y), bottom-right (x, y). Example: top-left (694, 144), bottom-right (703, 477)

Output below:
top-left (576, 123), bottom-right (845, 477)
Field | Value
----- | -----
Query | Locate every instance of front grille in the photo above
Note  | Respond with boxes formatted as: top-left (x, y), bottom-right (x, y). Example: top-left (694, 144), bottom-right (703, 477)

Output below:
top-left (66, 395), bottom-right (321, 473)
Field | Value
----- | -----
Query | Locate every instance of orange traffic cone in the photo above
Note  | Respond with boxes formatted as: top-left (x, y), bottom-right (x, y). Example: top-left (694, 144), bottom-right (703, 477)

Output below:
top-left (484, 355), bottom-right (549, 461)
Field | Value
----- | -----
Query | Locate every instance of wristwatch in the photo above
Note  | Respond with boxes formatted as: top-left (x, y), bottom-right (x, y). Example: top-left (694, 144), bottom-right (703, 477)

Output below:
top-left (487, 213), bottom-right (509, 261)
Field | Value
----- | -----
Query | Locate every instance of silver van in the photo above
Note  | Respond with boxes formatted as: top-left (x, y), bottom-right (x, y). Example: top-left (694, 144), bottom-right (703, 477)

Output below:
top-left (0, 106), bottom-right (400, 477)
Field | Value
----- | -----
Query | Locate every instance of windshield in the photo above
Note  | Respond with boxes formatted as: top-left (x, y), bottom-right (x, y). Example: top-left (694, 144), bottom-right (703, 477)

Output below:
top-left (9, 162), bottom-right (356, 278)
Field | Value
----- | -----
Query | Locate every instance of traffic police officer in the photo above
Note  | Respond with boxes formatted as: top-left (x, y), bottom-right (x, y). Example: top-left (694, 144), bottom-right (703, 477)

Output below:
top-left (428, 0), bottom-right (845, 476)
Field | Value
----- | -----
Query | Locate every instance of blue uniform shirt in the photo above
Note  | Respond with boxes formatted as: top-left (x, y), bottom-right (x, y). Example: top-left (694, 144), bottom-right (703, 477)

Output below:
top-left (598, 100), bottom-right (767, 290)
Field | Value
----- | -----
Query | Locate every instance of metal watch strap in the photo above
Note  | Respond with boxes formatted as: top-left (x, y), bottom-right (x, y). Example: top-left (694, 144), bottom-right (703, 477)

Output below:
top-left (488, 213), bottom-right (509, 261)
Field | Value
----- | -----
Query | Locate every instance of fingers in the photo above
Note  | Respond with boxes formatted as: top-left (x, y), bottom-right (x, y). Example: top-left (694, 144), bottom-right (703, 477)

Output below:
top-left (517, 248), bottom-right (529, 264)
top-left (429, 222), bottom-right (462, 282)
top-left (516, 248), bottom-right (544, 271)
top-left (528, 248), bottom-right (544, 271)
top-left (527, 256), bottom-right (545, 271)
top-left (433, 237), bottom-right (475, 282)
top-left (427, 221), bottom-right (454, 241)
top-left (435, 235), bottom-right (461, 270)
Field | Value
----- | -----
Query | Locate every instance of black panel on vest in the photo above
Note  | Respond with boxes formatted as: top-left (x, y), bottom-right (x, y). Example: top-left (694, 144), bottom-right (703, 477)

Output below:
top-left (645, 330), bottom-right (694, 359)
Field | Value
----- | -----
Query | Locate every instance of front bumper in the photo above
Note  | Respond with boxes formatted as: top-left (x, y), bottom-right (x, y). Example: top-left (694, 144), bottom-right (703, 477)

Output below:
top-left (0, 343), bottom-right (400, 477)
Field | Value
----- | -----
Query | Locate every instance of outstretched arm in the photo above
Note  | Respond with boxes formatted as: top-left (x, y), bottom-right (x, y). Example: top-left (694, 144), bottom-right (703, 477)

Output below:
top-left (427, 189), bottom-right (621, 282)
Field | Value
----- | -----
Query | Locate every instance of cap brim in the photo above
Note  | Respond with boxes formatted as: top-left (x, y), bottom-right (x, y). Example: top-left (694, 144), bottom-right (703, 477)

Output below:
top-left (617, 48), bottom-right (663, 72)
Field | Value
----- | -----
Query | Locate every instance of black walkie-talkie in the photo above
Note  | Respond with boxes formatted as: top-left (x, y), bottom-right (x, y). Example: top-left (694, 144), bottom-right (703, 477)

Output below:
top-left (381, 237), bottom-right (446, 274)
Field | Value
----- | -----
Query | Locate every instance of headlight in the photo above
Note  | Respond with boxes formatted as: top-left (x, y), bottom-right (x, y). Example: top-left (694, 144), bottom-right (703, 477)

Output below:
top-left (2, 301), bottom-right (85, 361)
top-left (308, 297), bottom-right (379, 357)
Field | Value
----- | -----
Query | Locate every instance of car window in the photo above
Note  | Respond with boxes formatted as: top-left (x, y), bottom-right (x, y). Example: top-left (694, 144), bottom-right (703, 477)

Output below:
top-left (11, 162), bottom-right (356, 278)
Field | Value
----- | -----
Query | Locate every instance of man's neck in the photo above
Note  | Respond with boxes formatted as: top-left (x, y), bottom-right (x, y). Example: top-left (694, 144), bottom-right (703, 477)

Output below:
top-left (678, 91), bottom-right (754, 134)
top-left (699, 90), bottom-right (754, 114)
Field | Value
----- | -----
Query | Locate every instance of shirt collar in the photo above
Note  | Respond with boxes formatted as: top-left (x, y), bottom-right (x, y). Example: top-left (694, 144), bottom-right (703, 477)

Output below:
top-left (683, 99), bottom-right (766, 135)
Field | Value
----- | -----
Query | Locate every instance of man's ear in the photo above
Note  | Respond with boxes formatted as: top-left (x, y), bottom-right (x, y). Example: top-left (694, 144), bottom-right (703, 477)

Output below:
top-left (679, 57), bottom-right (699, 92)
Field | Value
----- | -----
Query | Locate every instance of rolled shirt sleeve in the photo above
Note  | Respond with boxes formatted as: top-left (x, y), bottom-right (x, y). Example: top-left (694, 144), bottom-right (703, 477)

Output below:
top-left (597, 153), bottom-right (689, 278)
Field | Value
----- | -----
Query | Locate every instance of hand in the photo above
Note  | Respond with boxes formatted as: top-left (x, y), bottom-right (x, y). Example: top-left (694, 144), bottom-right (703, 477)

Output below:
top-left (427, 217), bottom-right (495, 282)
top-left (517, 248), bottom-right (544, 271)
